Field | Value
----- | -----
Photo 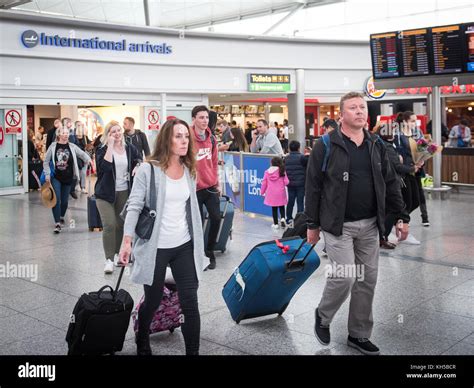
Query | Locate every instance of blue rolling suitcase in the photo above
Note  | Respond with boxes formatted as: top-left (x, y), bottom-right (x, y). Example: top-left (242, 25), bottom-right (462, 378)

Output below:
top-left (203, 194), bottom-right (234, 253)
top-left (222, 237), bottom-right (319, 323)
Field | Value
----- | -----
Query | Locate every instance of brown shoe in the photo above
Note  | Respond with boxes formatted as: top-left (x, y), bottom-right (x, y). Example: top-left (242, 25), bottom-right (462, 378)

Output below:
top-left (380, 239), bottom-right (396, 249)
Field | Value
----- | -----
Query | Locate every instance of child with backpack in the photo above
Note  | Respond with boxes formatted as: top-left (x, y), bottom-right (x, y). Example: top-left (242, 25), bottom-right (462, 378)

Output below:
top-left (261, 157), bottom-right (289, 233)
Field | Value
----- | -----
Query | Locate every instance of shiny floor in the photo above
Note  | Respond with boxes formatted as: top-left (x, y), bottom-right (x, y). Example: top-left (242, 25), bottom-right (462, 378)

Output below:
top-left (0, 189), bottom-right (473, 356)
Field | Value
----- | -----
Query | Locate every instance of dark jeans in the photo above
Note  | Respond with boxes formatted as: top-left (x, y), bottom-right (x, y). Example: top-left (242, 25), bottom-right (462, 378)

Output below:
top-left (272, 206), bottom-right (286, 225)
top-left (286, 186), bottom-right (305, 222)
top-left (138, 240), bottom-right (200, 355)
top-left (50, 177), bottom-right (71, 223)
top-left (70, 178), bottom-right (78, 194)
top-left (383, 213), bottom-right (399, 240)
top-left (196, 187), bottom-right (220, 252)
top-left (415, 175), bottom-right (428, 221)
top-left (401, 174), bottom-right (420, 215)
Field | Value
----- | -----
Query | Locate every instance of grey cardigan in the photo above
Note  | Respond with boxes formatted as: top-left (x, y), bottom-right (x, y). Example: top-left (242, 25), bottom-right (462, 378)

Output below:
top-left (123, 162), bottom-right (208, 285)
top-left (43, 142), bottom-right (91, 180)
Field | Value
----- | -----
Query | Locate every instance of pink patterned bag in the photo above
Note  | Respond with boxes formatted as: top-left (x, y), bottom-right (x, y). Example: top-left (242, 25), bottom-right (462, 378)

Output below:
top-left (132, 286), bottom-right (182, 334)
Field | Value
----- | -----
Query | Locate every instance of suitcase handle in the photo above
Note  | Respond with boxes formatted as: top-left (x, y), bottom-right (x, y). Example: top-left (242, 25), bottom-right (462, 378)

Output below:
top-left (97, 285), bottom-right (114, 299)
top-left (287, 238), bottom-right (315, 268)
top-left (97, 266), bottom-right (126, 300)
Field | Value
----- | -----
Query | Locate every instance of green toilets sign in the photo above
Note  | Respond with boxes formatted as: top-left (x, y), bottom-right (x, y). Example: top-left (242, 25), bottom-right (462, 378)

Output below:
top-left (248, 74), bottom-right (291, 92)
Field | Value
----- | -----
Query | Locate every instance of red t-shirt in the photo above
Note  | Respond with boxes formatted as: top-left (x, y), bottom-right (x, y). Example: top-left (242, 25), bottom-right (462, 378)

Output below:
top-left (193, 126), bottom-right (219, 191)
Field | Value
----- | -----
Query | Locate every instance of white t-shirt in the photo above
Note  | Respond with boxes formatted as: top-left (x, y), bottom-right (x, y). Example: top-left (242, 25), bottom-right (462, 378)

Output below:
top-left (157, 174), bottom-right (191, 249)
top-left (113, 150), bottom-right (129, 191)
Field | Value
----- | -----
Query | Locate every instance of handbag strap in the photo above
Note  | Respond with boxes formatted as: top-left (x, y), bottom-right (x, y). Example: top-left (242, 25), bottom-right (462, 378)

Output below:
top-left (148, 162), bottom-right (157, 212)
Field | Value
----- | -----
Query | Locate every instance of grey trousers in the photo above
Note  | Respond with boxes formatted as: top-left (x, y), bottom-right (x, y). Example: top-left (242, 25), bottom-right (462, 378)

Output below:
top-left (318, 217), bottom-right (379, 338)
top-left (96, 190), bottom-right (129, 261)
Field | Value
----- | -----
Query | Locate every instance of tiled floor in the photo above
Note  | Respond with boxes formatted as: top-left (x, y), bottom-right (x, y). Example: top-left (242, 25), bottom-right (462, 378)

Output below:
top-left (0, 189), bottom-right (473, 356)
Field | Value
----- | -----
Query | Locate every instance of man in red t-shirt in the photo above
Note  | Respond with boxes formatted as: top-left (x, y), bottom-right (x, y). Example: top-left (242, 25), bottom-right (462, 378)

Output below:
top-left (192, 105), bottom-right (220, 270)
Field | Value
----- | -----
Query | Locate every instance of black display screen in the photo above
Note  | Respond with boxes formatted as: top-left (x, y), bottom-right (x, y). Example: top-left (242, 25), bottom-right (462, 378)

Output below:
top-left (431, 24), bottom-right (464, 75)
top-left (370, 32), bottom-right (400, 79)
top-left (465, 23), bottom-right (474, 72)
top-left (399, 28), bottom-right (431, 76)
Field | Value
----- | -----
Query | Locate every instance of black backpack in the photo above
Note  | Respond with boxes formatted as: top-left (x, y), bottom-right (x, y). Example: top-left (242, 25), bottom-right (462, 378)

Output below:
top-left (282, 212), bottom-right (308, 239)
top-left (66, 267), bottom-right (134, 355)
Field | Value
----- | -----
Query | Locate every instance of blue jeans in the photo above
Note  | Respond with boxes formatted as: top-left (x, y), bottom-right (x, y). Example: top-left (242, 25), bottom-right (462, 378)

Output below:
top-left (287, 186), bottom-right (305, 222)
top-left (51, 177), bottom-right (71, 223)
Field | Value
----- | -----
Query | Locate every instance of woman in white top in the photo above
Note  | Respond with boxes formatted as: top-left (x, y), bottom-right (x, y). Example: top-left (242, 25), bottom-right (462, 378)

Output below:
top-left (95, 121), bottom-right (141, 274)
top-left (119, 118), bottom-right (207, 356)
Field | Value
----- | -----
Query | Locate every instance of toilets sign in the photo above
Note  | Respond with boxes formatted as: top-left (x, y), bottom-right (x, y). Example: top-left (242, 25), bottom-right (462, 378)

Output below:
top-left (20, 30), bottom-right (173, 55)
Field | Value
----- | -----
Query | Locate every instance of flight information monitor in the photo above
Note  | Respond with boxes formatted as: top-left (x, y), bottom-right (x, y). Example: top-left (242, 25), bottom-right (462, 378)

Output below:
top-left (465, 23), bottom-right (474, 72)
top-left (370, 32), bottom-right (400, 79)
top-left (399, 28), bottom-right (431, 76)
top-left (431, 24), bottom-right (464, 75)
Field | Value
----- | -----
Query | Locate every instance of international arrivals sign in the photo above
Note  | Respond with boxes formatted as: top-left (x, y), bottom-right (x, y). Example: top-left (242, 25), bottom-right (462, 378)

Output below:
top-left (21, 30), bottom-right (173, 55)
top-left (248, 74), bottom-right (291, 92)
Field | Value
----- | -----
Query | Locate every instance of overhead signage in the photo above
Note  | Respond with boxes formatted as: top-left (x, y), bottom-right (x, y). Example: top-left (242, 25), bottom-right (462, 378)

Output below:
top-left (21, 30), bottom-right (173, 55)
top-left (396, 84), bottom-right (474, 95)
top-left (248, 74), bottom-right (291, 92)
top-left (370, 22), bottom-right (474, 81)
top-left (5, 109), bottom-right (22, 134)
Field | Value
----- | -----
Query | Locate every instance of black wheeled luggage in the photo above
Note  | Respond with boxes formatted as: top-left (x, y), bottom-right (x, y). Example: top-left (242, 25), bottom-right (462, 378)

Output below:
top-left (66, 266), bottom-right (133, 355)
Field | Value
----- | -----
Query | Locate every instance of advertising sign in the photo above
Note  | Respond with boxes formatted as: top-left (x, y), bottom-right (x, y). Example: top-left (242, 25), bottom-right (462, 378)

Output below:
top-left (242, 154), bottom-right (272, 217)
top-left (223, 152), bottom-right (241, 209)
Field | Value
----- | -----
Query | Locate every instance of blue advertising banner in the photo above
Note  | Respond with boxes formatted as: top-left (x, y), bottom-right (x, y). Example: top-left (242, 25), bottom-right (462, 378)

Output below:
top-left (242, 154), bottom-right (273, 217)
top-left (223, 152), bottom-right (241, 209)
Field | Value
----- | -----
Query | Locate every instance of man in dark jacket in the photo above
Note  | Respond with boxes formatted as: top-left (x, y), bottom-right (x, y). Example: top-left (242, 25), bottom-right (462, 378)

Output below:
top-left (285, 140), bottom-right (308, 225)
top-left (45, 119), bottom-right (62, 150)
top-left (123, 117), bottom-right (150, 159)
top-left (305, 92), bottom-right (409, 356)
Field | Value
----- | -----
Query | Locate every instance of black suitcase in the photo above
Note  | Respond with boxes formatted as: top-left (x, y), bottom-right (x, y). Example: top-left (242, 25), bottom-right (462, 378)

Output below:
top-left (66, 266), bottom-right (133, 355)
top-left (87, 172), bottom-right (103, 231)
top-left (203, 195), bottom-right (234, 253)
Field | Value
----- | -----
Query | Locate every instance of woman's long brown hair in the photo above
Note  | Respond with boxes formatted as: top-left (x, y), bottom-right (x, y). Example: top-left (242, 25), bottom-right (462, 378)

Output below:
top-left (148, 118), bottom-right (196, 178)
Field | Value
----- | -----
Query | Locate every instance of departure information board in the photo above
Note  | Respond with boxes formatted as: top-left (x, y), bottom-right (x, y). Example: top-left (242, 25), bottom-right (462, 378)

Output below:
top-left (370, 32), bottom-right (400, 78)
top-left (431, 25), bottom-right (463, 75)
top-left (400, 28), bottom-right (430, 76)
top-left (465, 23), bottom-right (474, 72)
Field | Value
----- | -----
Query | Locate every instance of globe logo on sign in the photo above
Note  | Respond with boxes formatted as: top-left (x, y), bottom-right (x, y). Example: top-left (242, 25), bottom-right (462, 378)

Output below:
top-left (21, 30), bottom-right (39, 48)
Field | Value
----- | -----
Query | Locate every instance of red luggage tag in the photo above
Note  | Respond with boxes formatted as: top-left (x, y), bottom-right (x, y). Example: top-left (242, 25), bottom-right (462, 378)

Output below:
top-left (275, 239), bottom-right (290, 254)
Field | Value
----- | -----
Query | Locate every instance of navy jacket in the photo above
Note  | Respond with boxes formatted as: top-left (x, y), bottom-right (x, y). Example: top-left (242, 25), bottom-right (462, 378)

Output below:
top-left (94, 143), bottom-right (141, 203)
top-left (285, 151), bottom-right (308, 188)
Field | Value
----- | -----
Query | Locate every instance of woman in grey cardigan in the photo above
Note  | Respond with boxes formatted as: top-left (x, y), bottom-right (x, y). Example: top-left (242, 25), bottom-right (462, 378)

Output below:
top-left (119, 118), bottom-right (208, 356)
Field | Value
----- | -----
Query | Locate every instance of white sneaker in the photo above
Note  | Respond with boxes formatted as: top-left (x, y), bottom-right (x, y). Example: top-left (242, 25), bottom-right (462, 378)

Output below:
top-left (399, 234), bottom-right (421, 245)
top-left (104, 259), bottom-right (114, 274)
top-left (280, 218), bottom-right (286, 228)
top-left (113, 254), bottom-right (121, 267)
top-left (287, 220), bottom-right (294, 229)
top-left (81, 188), bottom-right (88, 194)
top-left (271, 224), bottom-right (280, 234)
